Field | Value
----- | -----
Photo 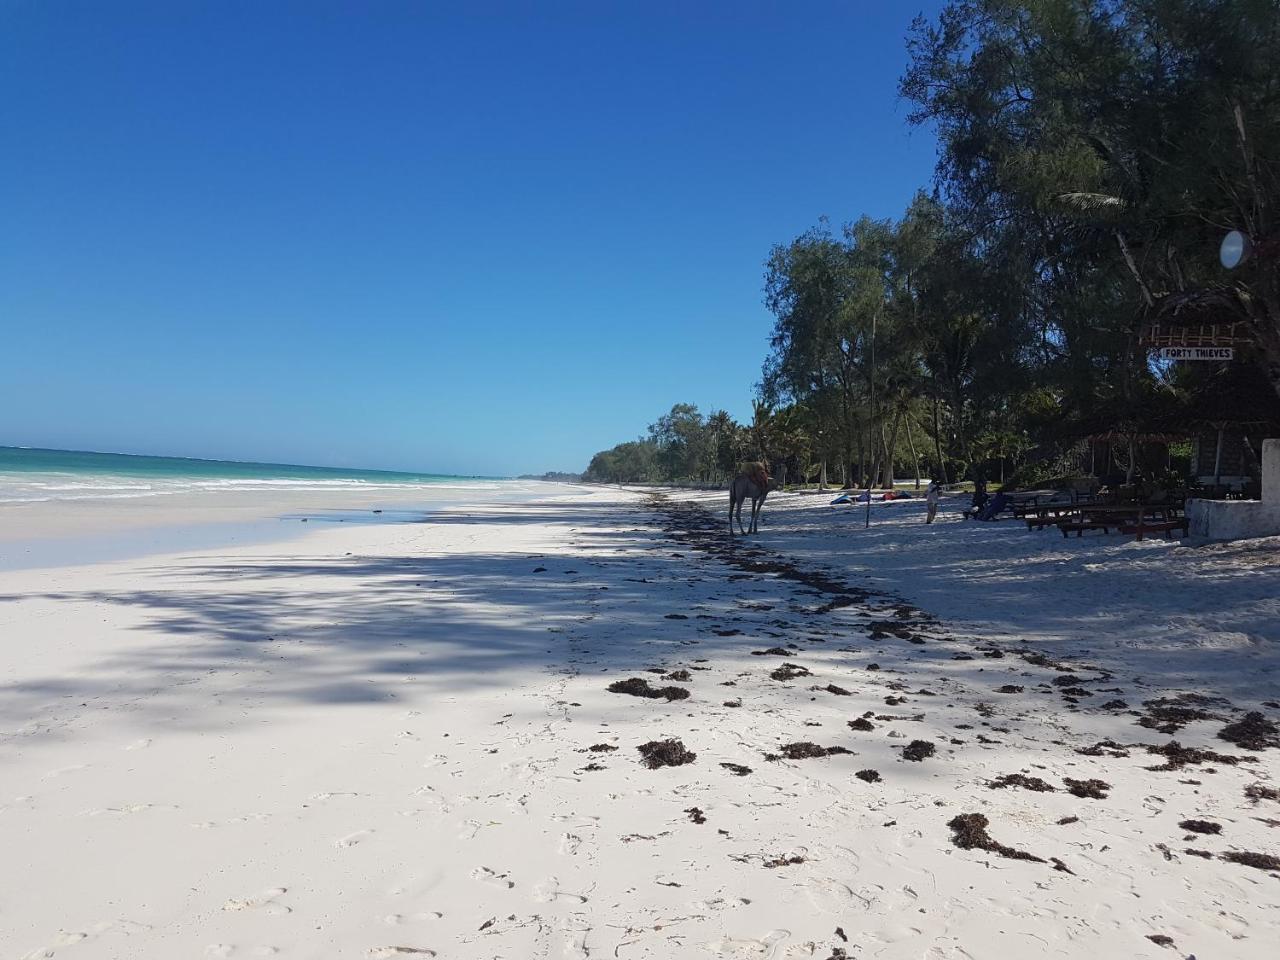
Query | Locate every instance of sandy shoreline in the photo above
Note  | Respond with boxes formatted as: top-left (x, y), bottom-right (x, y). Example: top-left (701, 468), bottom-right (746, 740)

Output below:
top-left (3, 486), bottom-right (1278, 959)
top-left (0, 481), bottom-right (567, 571)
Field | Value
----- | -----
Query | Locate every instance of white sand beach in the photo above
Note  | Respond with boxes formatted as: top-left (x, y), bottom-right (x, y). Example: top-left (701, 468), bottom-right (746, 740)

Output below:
top-left (3, 485), bottom-right (1279, 960)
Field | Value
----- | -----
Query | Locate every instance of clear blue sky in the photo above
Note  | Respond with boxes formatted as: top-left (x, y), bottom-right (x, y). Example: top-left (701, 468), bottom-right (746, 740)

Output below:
top-left (1, 1), bottom-right (943, 476)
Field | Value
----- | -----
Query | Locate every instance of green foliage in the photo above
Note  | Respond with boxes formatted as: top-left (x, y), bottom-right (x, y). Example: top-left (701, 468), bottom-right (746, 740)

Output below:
top-left (902, 0), bottom-right (1280, 398)
top-left (587, 2), bottom-right (1280, 483)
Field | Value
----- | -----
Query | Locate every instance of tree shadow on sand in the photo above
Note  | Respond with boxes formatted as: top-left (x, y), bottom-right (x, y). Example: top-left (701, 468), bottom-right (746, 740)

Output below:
top-left (2, 495), bottom-right (1274, 750)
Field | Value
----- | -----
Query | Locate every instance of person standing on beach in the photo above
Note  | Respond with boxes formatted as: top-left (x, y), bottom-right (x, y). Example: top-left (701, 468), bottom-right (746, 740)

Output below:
top-left (925, 479), bottom-right (940, 524)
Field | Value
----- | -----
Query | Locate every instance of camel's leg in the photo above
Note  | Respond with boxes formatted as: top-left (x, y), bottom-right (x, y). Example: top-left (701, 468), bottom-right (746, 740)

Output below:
top-left (751, 496), bottom-right (761, 534)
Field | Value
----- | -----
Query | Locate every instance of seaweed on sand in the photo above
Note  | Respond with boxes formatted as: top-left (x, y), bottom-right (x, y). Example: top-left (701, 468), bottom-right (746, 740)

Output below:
top-left (1179, 819), bottom-right (1221, 835)
top-left (767, 742), bottom-right (853, 761)
top-left (608, 678), bottom-right (690, 702)
top-left (1217, 712), bottom-right (1280, 751)
top-left (1244, 783), bottom-right (1279, 803)
top-left (763, 854), bottom-right (806, 868)
top-left (1137, 695), bottom-right (1224, 734)
top-left (770, 662), bottom-right (811, 681)
top-left (901, 740), bottom-right (936, 762)
top-left (947, 813), bottom-right (1045, 863)
top-left (1144, 740), bottom-right (1254, 771)
top-left (637, 739), bottom-right (696, 769)
top-left (1220, 850), bottom-right (1280, 871)
top-left (989, 773), bottom-right (1055, 792)
top-left (1076, 739), bottom-right (1130, 758)
top-left (1063, 778), bottom-right (1110, 799)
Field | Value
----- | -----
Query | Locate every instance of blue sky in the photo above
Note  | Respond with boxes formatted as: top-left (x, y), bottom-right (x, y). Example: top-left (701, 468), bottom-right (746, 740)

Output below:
top-left (1, 1), bottom-right (943, 476)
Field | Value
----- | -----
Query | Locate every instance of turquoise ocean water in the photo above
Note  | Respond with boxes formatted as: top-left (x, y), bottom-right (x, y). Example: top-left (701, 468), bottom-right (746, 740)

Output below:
top-left (0, 446), bottom-right (502, 504)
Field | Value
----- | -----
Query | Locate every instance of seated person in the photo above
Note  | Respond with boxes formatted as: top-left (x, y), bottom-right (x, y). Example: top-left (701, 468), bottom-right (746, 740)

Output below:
top-left (975, 490), bottom-right (1012, 521)
top-left (962, 482), bottom-right (990, 519)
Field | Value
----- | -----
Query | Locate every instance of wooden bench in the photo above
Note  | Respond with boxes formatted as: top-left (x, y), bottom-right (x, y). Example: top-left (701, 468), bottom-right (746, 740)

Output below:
top-left (1119, 518), bottom-right (1189, 541)
top-left (1059, 520), bottom-right (1114, 537)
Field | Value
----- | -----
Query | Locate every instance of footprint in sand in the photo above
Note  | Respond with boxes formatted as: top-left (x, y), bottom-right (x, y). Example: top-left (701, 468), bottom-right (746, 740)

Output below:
top-left (42, 764), bottom-right (89, 780)
top-left (336, 830), bottom-right (374, 848)
top-left (222, 888), bottom-right (291, 916)
top-left (802, 877), bottom-right (865, 914)
top-left (500, 758), bottom-right (543, 780)
top-left (708, 929), bottom-right (790, 958)
top-left (924, 942), bottom-right (975, 960)
top-left (83, 803), bottom-right (175, 817)
top-left (558, 833), bottom-right (583, 855)
top-left (531, 878), bottom-right (588, 904)
top-left (125, 738), bottom-right (152, 751)
top-left (471, 866), bottom-right (515, 889)
top-left (206, 944), bottom-right (277, 958)
top-left (20, 931), bottom-right (88, 960)
top-left (553, 920), bottom-right (592, 959)
top-left (550, 813), bottom-right (599, 828)
top-left (382, 912), bottom-right (443, 926)
top-left (366, 948), bottom-right (436, 958)
top-left (408, 785), bottom-right (451, 813)
top-left (864, 924), bottom-right (925, 945)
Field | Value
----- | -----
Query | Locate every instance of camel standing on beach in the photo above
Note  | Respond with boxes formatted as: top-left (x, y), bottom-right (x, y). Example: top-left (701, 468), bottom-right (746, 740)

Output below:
top-left (729, 461), bottom-right (769, 535)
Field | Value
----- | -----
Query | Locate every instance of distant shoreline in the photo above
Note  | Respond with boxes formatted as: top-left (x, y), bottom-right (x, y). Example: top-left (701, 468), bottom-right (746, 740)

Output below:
top-left (0, 445), bottom-right (506, 507)
top-left (0, 478), bottom-right (586, 571)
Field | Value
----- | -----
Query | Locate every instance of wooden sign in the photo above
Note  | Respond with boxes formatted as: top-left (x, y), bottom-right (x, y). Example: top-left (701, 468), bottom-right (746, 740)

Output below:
top-left (1158, 346), bottom-right (1234, 361)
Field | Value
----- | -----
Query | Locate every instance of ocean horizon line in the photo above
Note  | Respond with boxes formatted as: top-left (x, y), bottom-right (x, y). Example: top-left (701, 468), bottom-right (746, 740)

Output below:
top-left (0, 444), bottom-right (507, 483)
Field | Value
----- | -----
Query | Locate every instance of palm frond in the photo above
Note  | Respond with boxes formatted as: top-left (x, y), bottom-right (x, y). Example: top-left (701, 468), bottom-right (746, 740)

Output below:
top-left (1054, 191), bottom-right (1126, 214)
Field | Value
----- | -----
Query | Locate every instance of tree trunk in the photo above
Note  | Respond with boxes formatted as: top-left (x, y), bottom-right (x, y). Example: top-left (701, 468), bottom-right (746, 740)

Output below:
top-left (906, 416), bottom-right (921, 489)
top-left (875, 424), bottom-right (885, 491)
top-left (881, 409), bottom-right (903, 489)
top-left (819, 459), bottom-right (827, 491)
top-left (931, 382), bottom-right (947, 482)
top-left (1213, 425), bottom-right (1225, 487)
